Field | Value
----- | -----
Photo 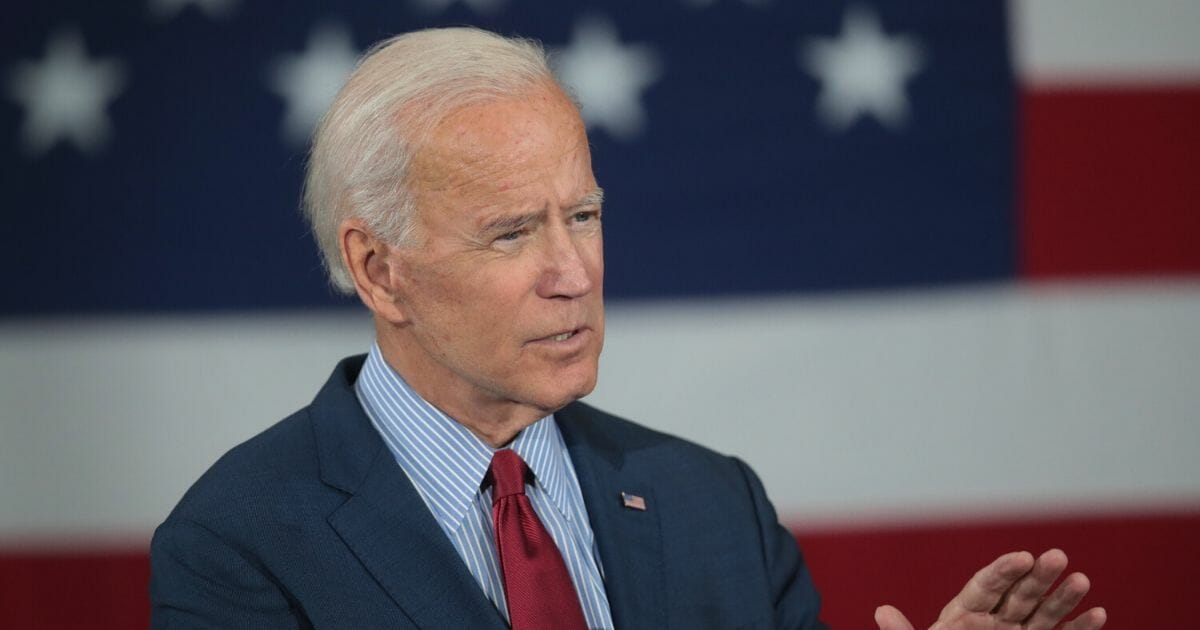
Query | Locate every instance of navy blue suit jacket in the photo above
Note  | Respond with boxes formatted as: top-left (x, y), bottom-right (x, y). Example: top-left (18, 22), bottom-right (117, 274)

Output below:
top-left (151, 356), bottom-right (825, 628)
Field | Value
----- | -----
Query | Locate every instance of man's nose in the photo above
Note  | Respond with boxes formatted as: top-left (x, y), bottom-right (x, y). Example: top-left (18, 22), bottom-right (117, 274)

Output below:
top-left (535, 228), bottom-right (595, 299)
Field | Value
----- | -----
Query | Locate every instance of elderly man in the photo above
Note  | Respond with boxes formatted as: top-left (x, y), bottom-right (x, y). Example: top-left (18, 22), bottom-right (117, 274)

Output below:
top-left (150, 27), bottom-right (1106, 630)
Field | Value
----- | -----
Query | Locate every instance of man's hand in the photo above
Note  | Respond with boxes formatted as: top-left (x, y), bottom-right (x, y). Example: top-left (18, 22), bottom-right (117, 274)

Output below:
top-left (874, 549), bottom-right (1107, 630)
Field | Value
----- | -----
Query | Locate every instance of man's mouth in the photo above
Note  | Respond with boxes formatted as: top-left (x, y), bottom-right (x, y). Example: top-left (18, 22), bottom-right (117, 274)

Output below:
top-left (532, 327), bottom-right (586, 345)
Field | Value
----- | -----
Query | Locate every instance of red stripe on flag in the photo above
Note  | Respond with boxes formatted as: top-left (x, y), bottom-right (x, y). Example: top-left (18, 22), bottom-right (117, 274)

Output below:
top-left (0, 549), bottom-right (149, 630)
top-left (796, 510), bottom-right (1200, 628)
top-left (2, 511), bottom-right (1197, 628)
top-left (1020, 86), bottom-right (1200, 277)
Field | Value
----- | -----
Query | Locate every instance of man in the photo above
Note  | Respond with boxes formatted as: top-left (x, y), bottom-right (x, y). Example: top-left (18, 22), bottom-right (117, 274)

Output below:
top-left (151, 27), bottom-right (1106, 629)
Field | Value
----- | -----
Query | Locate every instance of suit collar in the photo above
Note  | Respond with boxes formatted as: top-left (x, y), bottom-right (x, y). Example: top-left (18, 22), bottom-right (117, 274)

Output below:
top-left (557, 401), bottom-right (668, 629)
top-left (355, 344), bottom-right (579, 536)
top-left (308, 356), bottom-right (378, 494)
top-left (310, 356), bottom-right (507, 629)
top-left (309, 359), bottom-right (669, 629)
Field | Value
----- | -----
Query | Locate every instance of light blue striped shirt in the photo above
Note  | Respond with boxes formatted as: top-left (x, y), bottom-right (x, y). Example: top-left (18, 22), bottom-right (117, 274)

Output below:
top-left (354, 344), bottom-right (614, 629)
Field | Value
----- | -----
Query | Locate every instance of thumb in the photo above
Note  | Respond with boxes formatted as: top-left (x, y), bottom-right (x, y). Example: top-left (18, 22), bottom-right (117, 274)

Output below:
top-left (875, 605), bottom-right (916, 630)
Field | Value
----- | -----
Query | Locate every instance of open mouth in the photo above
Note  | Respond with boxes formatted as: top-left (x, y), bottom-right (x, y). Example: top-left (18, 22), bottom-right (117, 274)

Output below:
top-left (534, 327), bottom-right (585, 345)
top-left (525, 327), bottom-right (590, 354)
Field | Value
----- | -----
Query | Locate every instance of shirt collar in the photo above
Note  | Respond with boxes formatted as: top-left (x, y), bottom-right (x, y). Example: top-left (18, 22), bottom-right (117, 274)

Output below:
top-left (354, 343), bottom-right (575, 534)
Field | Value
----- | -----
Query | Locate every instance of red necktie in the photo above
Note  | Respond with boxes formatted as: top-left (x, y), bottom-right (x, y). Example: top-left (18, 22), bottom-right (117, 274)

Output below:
top-left (488, 449), bottom-right (588, 630)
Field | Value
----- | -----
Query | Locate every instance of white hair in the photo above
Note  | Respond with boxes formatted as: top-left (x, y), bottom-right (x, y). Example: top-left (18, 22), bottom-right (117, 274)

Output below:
top-left (303, 27), bottom-right (559, 294)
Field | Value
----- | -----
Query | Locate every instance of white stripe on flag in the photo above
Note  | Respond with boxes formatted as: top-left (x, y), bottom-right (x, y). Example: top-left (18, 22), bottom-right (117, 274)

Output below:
top-left (2, 282), bottom-right (1199, 540)
top-left (1012, 0), bottom-right (1200, 85)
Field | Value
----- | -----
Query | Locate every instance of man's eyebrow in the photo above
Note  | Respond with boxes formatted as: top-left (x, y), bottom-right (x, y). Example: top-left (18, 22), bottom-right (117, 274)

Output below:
top-left (479, 210), bottom-right (544, 235)
top-left (571, 188), bottom-right (605, 209)
top-left (480, 189), bottom-right (604, 234)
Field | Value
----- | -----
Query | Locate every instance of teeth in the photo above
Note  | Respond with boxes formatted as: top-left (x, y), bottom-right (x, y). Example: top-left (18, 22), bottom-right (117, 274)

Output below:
top-left (552, 332), bottom-right (574, 341)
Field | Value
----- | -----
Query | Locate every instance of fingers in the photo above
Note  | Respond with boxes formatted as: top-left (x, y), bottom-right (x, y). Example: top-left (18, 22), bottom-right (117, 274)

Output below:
top-left (938, 550), bottom-right (1036, 620)
top-left (888, 549), bottom-right (1102, 630)
top-left (1061, 607), bottom-right (1108, 630)
top-left (992, 548), bottom-right (1068, 622)
top-left (873, 605), bottom-right (915, 630)
top-left (1025, 572), bottom-right (1094, 630)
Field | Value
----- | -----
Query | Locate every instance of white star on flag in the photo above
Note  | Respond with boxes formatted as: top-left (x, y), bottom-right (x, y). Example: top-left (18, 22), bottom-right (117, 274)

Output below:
top-left (800, 5), bottom-right (924, 131)
top-left (408, 0), bottom-right (506, 15)
top-left (269, 22), bottom-right (361, 147)
top-left (553, 15), bottom-right (662, 141)
top-left (6, 28), bottom-right (126, 157)
top-left (148, 0), bottom-right (239, 20)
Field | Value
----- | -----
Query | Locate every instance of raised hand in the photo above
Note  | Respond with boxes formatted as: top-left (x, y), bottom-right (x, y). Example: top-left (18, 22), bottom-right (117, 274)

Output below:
top-left (874, 549), bottom-right (1107, 630)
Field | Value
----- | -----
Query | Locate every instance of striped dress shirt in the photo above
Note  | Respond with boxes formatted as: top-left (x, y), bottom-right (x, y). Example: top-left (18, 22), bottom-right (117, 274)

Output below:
top-left (354, 344), bottom-right (614, 629)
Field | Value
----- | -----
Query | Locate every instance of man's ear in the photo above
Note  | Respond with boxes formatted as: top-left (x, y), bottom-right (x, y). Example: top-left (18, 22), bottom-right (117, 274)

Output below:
top-left (339, 218), bottom-right (410, 325)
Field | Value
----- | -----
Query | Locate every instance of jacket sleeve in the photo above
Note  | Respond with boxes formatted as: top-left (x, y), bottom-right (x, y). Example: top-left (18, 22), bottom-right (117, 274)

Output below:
top-left (150, 517), bottom-right (309, 629)
top-left (732, 457), bottom-right (829, 630)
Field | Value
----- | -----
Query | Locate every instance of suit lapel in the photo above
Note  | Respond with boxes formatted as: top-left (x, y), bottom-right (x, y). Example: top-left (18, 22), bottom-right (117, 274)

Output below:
top-left (558, 403), bottom-right (668, 630)
top-left (311, 359), bottom-right (670, 628)
top-left (312, 357), bottom-right (507, 630)
top-left (327, 452), bottom-right (506, 629)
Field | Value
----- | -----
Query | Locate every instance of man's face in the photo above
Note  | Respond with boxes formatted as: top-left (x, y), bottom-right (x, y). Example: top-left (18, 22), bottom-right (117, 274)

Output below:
top-left (389, 83), bottom-right (604, 419)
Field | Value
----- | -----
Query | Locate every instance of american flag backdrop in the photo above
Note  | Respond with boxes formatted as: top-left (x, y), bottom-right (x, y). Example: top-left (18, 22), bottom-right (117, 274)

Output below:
top-left (2, 0), bottom-right (1198, 627)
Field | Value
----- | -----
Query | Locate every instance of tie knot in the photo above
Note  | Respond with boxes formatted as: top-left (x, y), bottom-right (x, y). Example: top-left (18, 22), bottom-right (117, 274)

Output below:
top-left (488, 449), bottom-right (530, 501)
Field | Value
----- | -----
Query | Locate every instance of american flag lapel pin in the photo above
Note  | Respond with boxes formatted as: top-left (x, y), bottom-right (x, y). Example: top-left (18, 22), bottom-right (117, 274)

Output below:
top-left (620, 492), bottom-right (647, 511)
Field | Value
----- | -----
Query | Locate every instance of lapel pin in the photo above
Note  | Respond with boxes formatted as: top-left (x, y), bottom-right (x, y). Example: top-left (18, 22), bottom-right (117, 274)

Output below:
top-left (620, 492), bottom-right (647, 511)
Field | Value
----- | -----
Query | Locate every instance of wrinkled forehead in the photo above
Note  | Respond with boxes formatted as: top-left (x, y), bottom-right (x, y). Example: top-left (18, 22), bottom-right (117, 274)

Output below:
top-left (408, 84), bottom-right (591, 194)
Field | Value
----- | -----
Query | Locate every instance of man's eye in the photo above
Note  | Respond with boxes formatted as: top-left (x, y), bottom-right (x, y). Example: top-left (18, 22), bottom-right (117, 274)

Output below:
top-left (497, 230), bottom-right (523, 241)
top-left (572, 210), bottom-right (599, 223)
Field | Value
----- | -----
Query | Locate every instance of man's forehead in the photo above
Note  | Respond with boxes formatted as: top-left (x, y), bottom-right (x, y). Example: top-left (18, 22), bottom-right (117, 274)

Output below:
top-left (409, 89), bottom-right (591, 194)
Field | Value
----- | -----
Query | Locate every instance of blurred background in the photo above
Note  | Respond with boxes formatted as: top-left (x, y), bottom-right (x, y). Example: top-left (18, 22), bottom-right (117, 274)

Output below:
top-left (2, 0), bottom-right (1198, 627)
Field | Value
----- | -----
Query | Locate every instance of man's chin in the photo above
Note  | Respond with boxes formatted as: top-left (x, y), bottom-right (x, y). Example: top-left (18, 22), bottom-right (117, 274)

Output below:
top-left (529, 371), bottom-right (598, 414)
